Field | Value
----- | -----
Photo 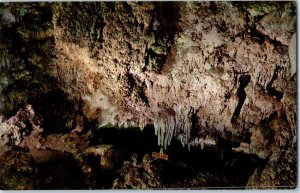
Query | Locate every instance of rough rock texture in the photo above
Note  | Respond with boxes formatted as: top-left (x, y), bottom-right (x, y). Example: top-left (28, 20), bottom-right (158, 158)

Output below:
top-left (0, 2), bottom-right (297, 189)
top-left (0, 146), bottom-right (40, 190)
top-left (247, 142), bottom-right (296, 189)
top-left (0, 104), bottom-right (42, 146)
top-left (47, 1), bottom-right (297, 149)
top-left (112, 154), bottom-right (162, 189)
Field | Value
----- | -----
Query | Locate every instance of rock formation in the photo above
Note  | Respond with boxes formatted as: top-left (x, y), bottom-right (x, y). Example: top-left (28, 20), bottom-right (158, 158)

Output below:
top-left (0, 1), bottom-right (297, 189)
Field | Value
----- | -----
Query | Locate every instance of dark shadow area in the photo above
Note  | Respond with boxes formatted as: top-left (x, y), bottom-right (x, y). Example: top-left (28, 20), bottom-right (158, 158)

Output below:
top-left (30, 89), bottom-right (79, 134)
top-left (91, 124), bottom-right (158, 158)
top-left (165, 140), bottom-right (266, 188)
top-left (37, 152), bottom-right (86, 190)
top-left (90, 124), bottom-right (265, 188)
top-left (231, 74), bottom-right (251, 123)
top-left (153, 2), bottom-right (181, 44)
top-left (266, 65), bottom-right (283, 100)
top-left (144, 2), bottom-right (181, 73)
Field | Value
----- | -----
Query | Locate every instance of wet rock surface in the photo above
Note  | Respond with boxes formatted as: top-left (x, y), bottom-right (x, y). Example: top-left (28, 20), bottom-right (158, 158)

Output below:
top-left (0, 2), bottom-right (297, 189)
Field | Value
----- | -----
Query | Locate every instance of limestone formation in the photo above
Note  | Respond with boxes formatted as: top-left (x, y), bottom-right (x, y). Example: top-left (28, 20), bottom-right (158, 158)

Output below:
top-left (0, 2), bottom-right (296, 189)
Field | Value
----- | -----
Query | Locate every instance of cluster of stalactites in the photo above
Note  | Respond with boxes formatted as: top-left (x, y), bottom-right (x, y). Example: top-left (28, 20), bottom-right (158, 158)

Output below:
top-left (152, 106), bottom-right (194, 150)
top-left (186, 136), bottom-right (216, 151)
top-left (154, 114), bottom-right (176, 150)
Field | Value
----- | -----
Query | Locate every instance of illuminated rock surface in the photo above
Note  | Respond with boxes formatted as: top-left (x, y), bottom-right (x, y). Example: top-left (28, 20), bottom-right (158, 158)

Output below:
top-left (0, 2), bottom-right (296, 189)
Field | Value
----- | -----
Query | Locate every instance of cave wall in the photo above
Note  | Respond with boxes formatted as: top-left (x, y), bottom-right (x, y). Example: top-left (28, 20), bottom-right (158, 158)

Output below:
top-left (0, 1), bottom-right (297, 189)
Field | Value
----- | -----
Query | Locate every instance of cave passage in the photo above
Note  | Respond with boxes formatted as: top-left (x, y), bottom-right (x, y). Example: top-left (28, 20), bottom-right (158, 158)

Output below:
top-left (89, 124), bottom-right (265, 188)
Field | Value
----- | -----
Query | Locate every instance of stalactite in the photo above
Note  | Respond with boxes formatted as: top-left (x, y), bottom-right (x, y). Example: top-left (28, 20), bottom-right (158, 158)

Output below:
top-left (154, 121), bottom-right (159, 135)
top-left (187, 136), bottom-right (216, 150)
top-left (154, 117), bottom-right (170, 149)
top-left (153, 109), bottom-right (177, 150)
top-left (138, 115), bottom-right (147, 130)
top-left (179, 134), bottom-right (185, 147)
top-left (153, 105), bottom-right (209, 150)
top-left (159, 120), bottom-right (164, 147)
top-left (193, 137), bottom-right (197, 146)
top-left (200, 138), bottom-right (204, 149)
